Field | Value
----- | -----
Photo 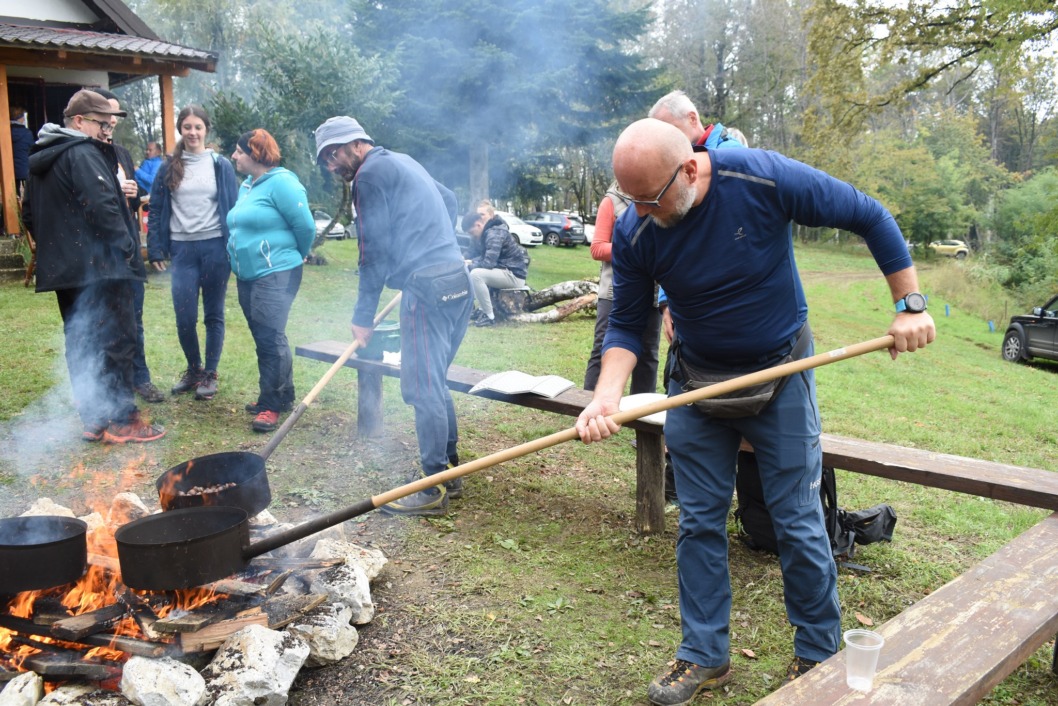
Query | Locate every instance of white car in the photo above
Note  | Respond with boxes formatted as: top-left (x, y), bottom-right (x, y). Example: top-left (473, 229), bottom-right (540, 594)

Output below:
top-left (314, 210), bottom-right (346, 239)
top-left (496, 211), bottom-right (543, 247)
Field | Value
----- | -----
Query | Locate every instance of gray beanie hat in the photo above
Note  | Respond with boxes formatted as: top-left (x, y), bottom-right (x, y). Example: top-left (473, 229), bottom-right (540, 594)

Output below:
top-left (315, 116), bottom-right (373, 164)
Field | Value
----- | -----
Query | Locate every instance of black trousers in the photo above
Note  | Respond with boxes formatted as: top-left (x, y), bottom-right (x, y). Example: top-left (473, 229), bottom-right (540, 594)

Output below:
top-left (56, 280), bottom-right (139, 428)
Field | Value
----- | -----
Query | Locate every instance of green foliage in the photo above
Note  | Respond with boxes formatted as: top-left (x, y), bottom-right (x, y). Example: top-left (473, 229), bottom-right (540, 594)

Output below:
top-left (990, 168), bottom-right (1058, 296)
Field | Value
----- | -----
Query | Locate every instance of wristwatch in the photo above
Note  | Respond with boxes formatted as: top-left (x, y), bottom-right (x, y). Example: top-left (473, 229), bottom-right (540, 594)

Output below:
top-left (895, 292), bottom-right (928, 314)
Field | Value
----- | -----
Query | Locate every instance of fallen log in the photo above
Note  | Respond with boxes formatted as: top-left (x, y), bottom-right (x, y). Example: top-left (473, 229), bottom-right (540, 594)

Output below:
top-left (510, 292), bottom-right (598, 323)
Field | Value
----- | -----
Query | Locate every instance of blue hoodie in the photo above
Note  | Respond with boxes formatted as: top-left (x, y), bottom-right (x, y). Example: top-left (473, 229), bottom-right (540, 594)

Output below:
top-left (226, 167), bottom-right (315, 281)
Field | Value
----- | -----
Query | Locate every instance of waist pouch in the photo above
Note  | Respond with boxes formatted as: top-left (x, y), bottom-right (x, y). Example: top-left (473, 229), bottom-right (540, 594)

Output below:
top-left (672, 322), bottom-right (811, 418)
top-left (406, 262), bottom-right (470, 307)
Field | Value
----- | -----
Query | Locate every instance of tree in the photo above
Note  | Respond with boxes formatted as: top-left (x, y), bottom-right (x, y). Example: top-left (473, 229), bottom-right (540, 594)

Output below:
top-left (804, 0), bottom-right (1058, 152)
top-left (347, 0), bottom-right (658, 208)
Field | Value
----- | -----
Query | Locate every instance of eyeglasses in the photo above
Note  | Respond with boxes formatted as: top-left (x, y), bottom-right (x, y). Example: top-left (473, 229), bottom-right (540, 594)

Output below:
top-left (321, 146), bottom-right (341, 165)
top-left (82, 117), bottom-right (115, 134)
top-left (621, 162), bottom-right (684, 208)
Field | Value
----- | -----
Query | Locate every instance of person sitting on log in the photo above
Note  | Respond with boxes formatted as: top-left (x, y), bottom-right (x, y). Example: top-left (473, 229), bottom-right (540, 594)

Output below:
top-left (460, 209), bottom-right (528, 328)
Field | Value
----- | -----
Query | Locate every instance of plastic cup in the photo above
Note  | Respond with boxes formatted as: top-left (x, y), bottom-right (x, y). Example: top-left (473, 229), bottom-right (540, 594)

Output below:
top-left (844, 629), bottom-right (884, 692)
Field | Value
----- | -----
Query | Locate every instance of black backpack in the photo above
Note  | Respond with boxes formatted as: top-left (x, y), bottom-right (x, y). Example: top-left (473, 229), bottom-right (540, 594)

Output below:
top-left (733, 450), bottom-right (896, 560)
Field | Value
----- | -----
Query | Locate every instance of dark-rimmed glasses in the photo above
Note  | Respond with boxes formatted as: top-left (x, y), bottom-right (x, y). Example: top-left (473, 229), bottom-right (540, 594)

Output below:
top-left (621, 162), bottom-right (684, 208)
top-left (82, 117), bottom-right (115, 134)
top-left (321, 146), bottom-right (341, 165)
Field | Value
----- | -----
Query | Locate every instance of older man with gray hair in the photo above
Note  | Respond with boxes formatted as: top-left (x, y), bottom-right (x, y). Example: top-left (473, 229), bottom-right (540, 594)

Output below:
top-left (576, 118), bottom-right (934, 704)
top-left (315, 116), bottom-right (470, 515)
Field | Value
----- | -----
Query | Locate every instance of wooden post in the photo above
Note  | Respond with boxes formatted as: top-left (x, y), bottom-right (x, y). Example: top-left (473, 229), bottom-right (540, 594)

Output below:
top-left (357, 370), bottom-right (384, 438)
top-left (159, 75), bottom-right (175, 154)
top-left (635, 429), bottom-right (666, 534)
top-left (0, 64), bottom-right (20, 237)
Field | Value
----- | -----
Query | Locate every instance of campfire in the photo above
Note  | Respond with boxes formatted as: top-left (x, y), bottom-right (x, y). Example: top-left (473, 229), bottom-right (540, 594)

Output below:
top-left (0, 492), bottom-right (386, 704)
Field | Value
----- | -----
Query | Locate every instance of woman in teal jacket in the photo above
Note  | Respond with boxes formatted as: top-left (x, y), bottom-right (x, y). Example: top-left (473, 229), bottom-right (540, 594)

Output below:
top-left (227, 129), bottom-right (315, 432)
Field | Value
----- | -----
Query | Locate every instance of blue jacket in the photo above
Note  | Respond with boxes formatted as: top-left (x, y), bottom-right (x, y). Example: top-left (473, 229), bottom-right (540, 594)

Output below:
top-left (135, 155), bottom-right (162, 192)
top-left (606, 147), bottom-right (912, 363)
top-left (226, 167), bottom-right (316, 281)
top-left (352, 146), bottom-right (462, 328)
top-left (146, 152), bottom-right (239, 262)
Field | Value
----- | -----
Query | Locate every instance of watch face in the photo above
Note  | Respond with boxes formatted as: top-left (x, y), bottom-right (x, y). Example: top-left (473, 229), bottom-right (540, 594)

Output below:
top-left (905, 292), bottom-right (927, 312)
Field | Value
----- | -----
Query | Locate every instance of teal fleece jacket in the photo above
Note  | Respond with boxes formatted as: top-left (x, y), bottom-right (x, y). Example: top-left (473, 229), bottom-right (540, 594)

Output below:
top-left (226, 167), bottom-right (315, 281)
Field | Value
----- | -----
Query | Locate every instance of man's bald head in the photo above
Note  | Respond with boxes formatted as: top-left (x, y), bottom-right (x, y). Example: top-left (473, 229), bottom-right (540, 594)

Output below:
top-left (613, 119), bottom-right (693, 193)
top-left (613, 119), bottom-right (700, 228)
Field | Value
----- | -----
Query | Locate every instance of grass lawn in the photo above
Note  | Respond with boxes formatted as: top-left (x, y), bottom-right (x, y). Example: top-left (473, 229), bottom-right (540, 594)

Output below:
top-left (1, 239), bottom-right (1056, 704)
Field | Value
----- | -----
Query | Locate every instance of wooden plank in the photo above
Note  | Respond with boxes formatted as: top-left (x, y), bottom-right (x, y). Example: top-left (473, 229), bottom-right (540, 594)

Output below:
top-left (247, 557), bottom-right (344, 572)
top-left (635, 428), bottom-right (666, 534)
top-left (50, 603), bottom-right (127, 640)
top-left (295, 341), bottom-right (664, 434)
top-left (177, 609), bottom-right (268, 653)
top-left (756, 512), bottom-right (1058, 705)
top-left (262, 594), bottom-right (329, 630)
top-left (737, 435), bottom-right (1058, 511)
top-left (152, 596), bottom-right (259, 634)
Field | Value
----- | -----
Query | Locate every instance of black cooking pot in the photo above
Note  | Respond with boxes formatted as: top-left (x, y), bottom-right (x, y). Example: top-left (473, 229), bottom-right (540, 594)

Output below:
top-left (0, 516), bottom-right (88, 593)
top-left (156, 451), bottom-right (271, 515)
top-left (153, 293), bottom-right (404, 516)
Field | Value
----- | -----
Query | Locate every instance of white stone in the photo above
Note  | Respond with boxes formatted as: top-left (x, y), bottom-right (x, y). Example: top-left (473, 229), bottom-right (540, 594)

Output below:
top-left (56, 689), bottom-right (131, 705)
top-left (120, 656), bottom-right (206, 706)
top-left (307, 561), bottom-right (374, 625)
top-left (0, 671), bottom-right (42, 706)
top-left (106, 492), bottom-right (151, 526)
top-left (200, 624), bottom-right (309, 706)
top-left (249, 509), bottom-right (278, 526)
top-left (20, 498), bottom-right (75, 518)
top-left (37, 685), bottom-right (95, 704)
top-left (77, 512), bottom-right (105, 534)
top-left (286, 602), bottom-right (359, 667)
top-left (309, 538), bottom-right (388, 580)
top-left (266, 524), bottom-right (346, 559)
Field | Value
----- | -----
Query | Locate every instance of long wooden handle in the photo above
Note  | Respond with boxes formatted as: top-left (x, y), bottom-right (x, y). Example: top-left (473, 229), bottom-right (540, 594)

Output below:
top-left (371, 334), bottom-right (896, 505)
top-left (258, 292), bottom-right (403, 460)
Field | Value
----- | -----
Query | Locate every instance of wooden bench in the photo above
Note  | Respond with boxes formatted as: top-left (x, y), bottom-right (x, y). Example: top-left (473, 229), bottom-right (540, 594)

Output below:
top-left (295, 341), bottom-right (669, 533)
top-left (757, 511), bottom-right (1058, 705)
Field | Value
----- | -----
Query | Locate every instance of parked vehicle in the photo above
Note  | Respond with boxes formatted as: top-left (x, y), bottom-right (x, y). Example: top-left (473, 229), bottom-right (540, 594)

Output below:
top-left (1002, 294), bottom-right (1058, 363)
top-left (928, 239), bottom-right (970, 259)
top-left (314, 210), bottom-right (346, 239)
top-left (496, 211), bottom-right (543, 247)
top-left (523, 211), bottom-right (586, 247)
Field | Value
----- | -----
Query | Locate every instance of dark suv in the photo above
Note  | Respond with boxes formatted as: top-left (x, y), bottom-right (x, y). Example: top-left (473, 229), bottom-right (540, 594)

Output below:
top-left (523, 212), bottom-right (585, 247)
top-left (1002, 294), bottom-right (1058, 363)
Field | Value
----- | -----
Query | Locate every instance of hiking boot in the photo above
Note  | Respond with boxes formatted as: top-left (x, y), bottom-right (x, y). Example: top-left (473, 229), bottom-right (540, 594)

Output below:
top-left (443, 457), bottom-right (463, 500)
top-left (647, 659), bottom-right (732, 706)
top-left (252, 410), bottom-right (280, 433)
top-left (103, 412), bottom-right (166, 444)
top-left (134, 382), bottom-right (165, 403)
top-left (474, 316), bottom-right (495, 327)
top-left (246, 400), bottom-right (293, 415)
top-left (82, 423), bottom-right (106, 442)
top-left (469, 309), bottom-right (485, 322)
top-left (785, 656), bottom-right (820, 682)
top-left (379, 484), bottom-right (448, 517)
top-left (195, 370), bottom-right (219, 400)
top-left (172, 366), bottom-right (205, 394)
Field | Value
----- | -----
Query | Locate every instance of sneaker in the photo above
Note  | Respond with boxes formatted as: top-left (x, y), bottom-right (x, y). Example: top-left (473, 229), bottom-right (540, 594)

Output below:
top-left (474, 316), bottom-right (495, 327)
top-left (103, 413), bottom-right (166, 444)
top-left (252, 410), bottom-right (280, 433)
top-left (647, 659), bottom-right (732, 706)
top-left (82, 423), bottom-right (106, 442)
top-left (172, 366), bottom-right (205, 395)
top-left (195, 370), bottom-right (219, 400)
top-left (469, 309), bottom-right (485, 322)
top-left (379, 485), bottom-right (448, 517)
top-left (246, 401), bottom-right (293, 415)
top-left (134, 382), bottom-right (165, 403)
top-left (443, 457), bottom-right (463, 500)
top-left (785, 656), bottom-right (820, 682)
